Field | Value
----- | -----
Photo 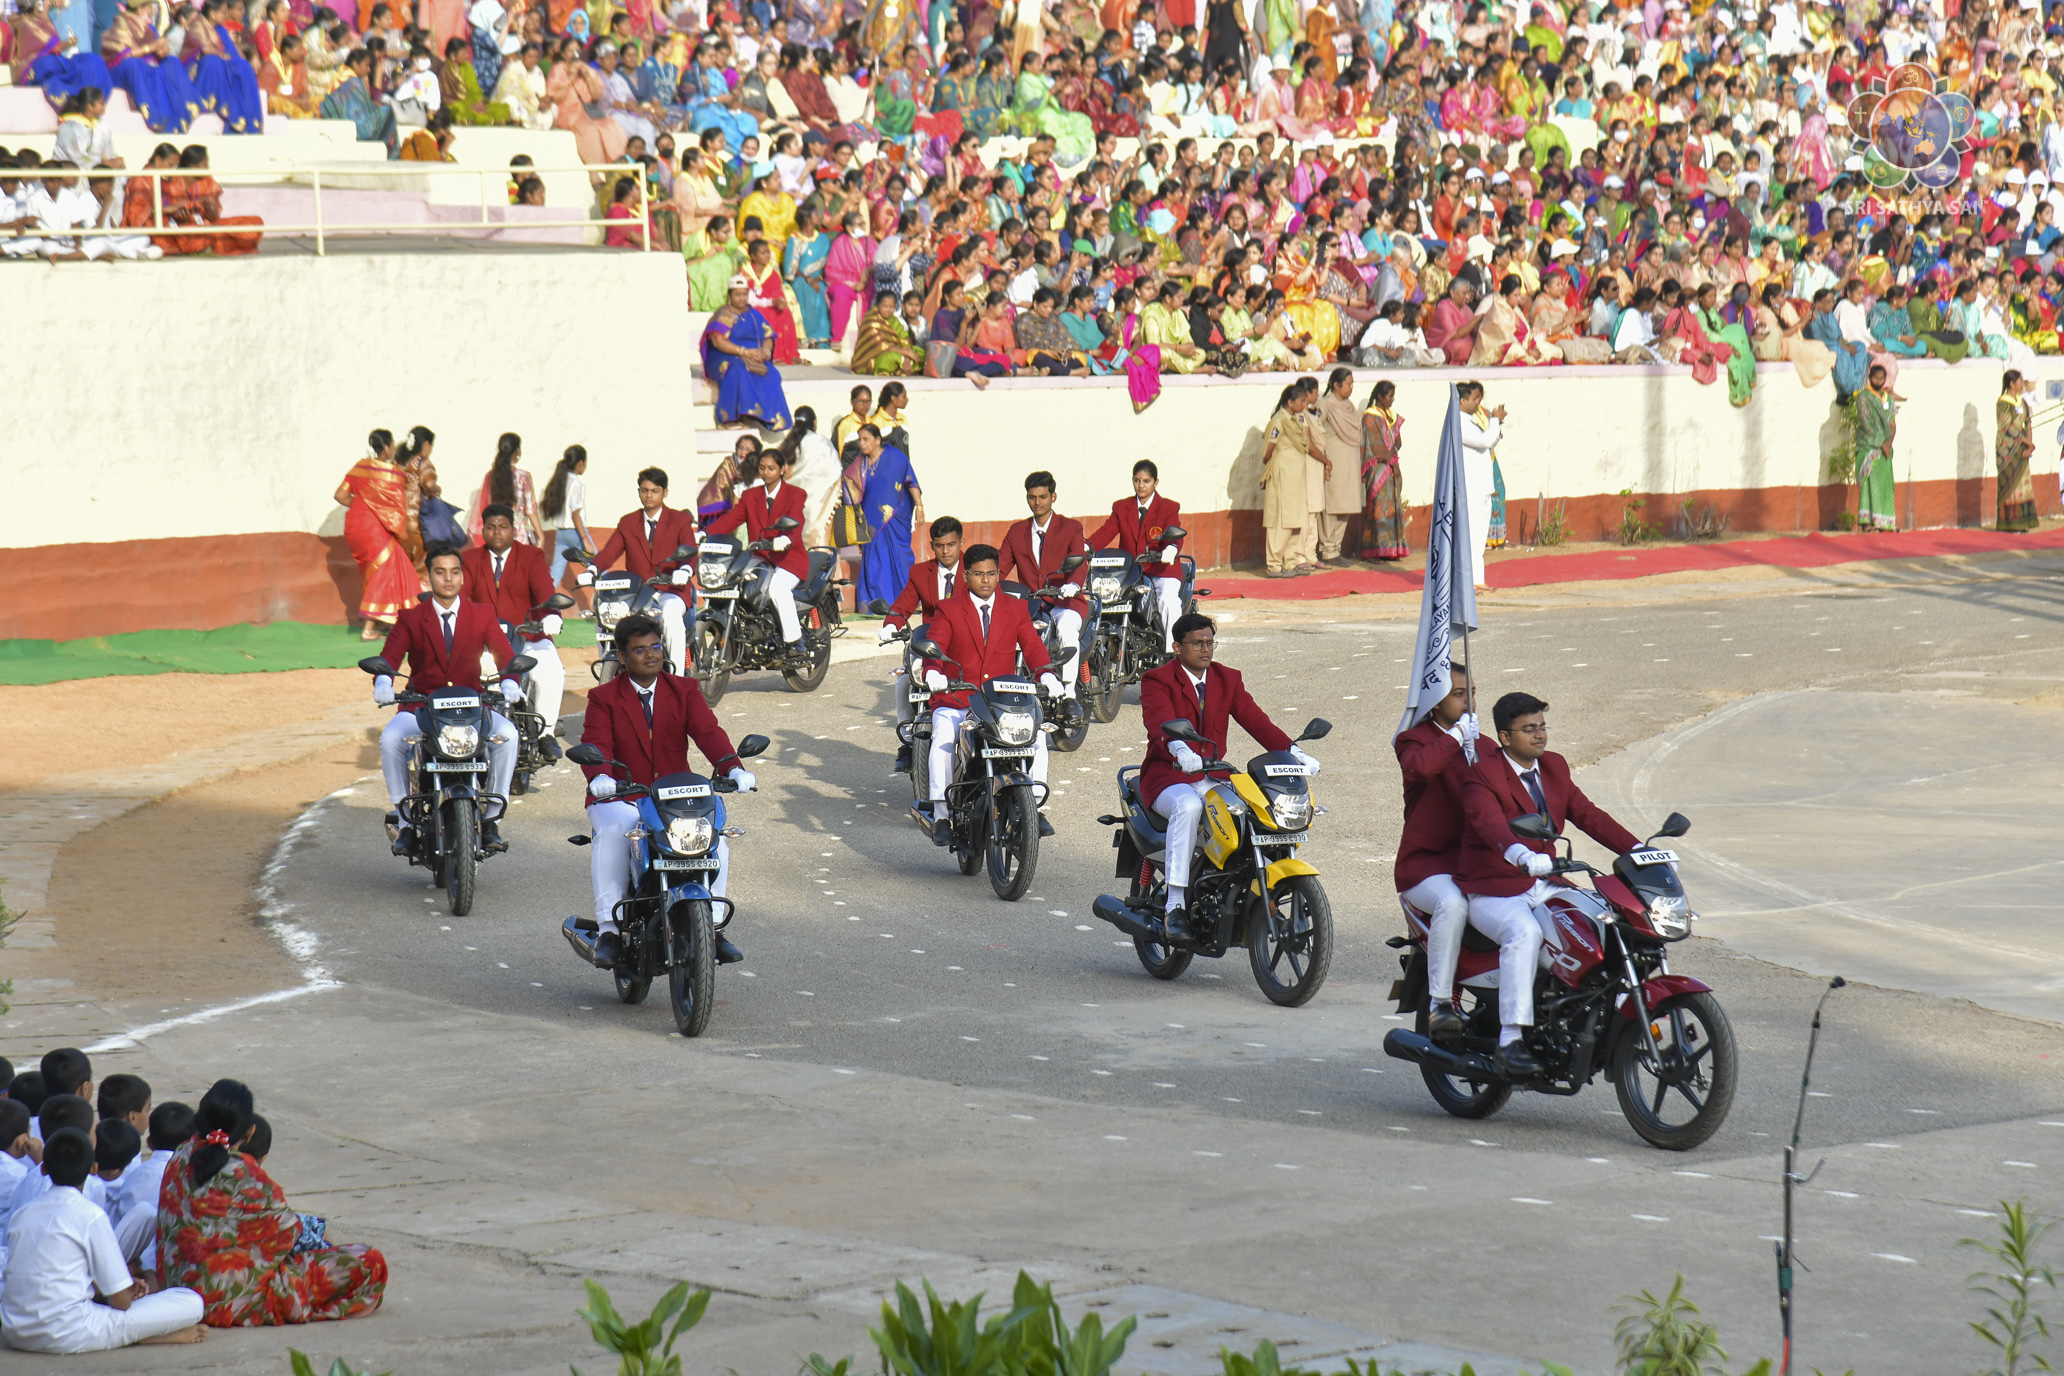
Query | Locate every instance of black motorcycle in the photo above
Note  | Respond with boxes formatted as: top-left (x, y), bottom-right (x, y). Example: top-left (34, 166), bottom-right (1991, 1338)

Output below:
top-left (561, 734), bottom-right (770, 1036)
top-left (568, 544), bottom-right (693, 682)
top-left (1084, 527), bottom-right (1207, 724)
top-left (504, 591), bottom-right (577, 795)
top-left (690, 517), bottom-right (845, 703)
top-left (907, 629), bottom-right (1051, 901)
top-left (359, 652), bottom-right (533, 916)
top-left (865, 610), bottom-right (934, 808)
top-left (1002, 553), bottom-right (1094, 753)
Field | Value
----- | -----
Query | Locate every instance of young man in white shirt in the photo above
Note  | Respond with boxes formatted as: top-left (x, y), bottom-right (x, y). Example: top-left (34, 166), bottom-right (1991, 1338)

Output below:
top-left (0, 1128), bottom-right (204, 1352)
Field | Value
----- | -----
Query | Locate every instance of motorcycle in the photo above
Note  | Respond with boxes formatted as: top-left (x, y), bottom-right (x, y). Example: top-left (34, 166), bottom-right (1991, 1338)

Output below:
top-left (1091, 717), bottom-right (1334, 1006)
top-left (1380, 811), bottom-right (1738, 1151)
top-left (358, 651), bottom-right (534, 917)
top-left (568, 544), bottom-right (694, 683)
top-left (906, 628), bottom-right (1052, 902)
top-left (1001, 556), bottom-right (1094, 753)
top-left (559, 733), bottom-right (771, 1036)
top-left (504, 591), bottom-right (578, 796)
top-left (866, 611), bottom-right (935, 812)
top-left (1082, 528), bottom-right (1209, 724)
top-left (690, 517), bottom-right (846, 703)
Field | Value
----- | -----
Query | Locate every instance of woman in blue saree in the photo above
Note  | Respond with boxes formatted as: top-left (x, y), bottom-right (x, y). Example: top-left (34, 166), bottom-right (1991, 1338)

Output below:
top-left (1868, 283), bottom-right (1930, 360)
top-left (319, 50), bottom-right (398, 153)
top-left (784, 204), bottom-right (833, 349)
top-left (702, 279), bottom-right (793, 430)
top-left (102, 0), bottom-right (201, 133)
top-left (1803, 292), bottom-right (1868, 400)
top-left (854, 426), bottom-right (921, 607)
top-left (634, 30), bottom-right (693, 126)
top-left (686, 46), bottom-right (757, 155)
top-left (14, 0), bottom-right (114, 105)
top-left (186, 1), bottom-right (264, 133)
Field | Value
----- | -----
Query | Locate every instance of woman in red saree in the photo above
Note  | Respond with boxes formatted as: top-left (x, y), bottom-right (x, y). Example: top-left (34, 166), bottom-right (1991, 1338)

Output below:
top-left (744, 236), bottom-right (802, 364)
top-left (334, 429), bottom-right (421, 638)
top-left (158, 1079), bottom-right (386, 1327)
top-left (164, 144), bottom-right (263, 254)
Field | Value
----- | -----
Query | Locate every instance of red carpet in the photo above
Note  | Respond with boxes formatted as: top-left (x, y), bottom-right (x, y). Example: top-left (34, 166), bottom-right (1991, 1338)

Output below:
top-left (1203, 526), bottom-right (2064, 601)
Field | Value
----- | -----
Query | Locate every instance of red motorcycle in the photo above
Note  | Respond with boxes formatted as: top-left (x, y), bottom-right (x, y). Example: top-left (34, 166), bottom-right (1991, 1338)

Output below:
top-left (1382, 811), bottom-right (1738, 1150)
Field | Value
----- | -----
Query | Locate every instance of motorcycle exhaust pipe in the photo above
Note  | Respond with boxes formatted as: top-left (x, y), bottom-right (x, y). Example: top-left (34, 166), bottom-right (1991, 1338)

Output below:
top-left (1092, 894), bottom-right (1163, 943)
top-left (1383, 1029), bottom-right (1501, 1081)
top-left (561, 916), bottom-right (604, 968)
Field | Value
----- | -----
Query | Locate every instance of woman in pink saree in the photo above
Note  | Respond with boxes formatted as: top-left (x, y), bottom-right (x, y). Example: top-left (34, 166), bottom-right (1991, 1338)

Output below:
top-left (1114, 286), bottom-right (1162, 411)
top-left (1250, 57), bottom-right (1320, 141)
top-left (547, 37), bottom-right (627, 174)
top-left (1790, 111), bottom-right (1835, 190)
top-left (826, 209), bottom-right (874, 347)
top-left (1656, 281), bottom-right (1735, 387)
top-left (1440, 67), bottom-right (1526, 142)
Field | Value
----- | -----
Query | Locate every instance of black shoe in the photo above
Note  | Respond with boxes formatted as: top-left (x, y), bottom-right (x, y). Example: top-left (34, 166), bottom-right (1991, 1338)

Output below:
top-left (1494, 1041), bottom-right (1543, 1079)
top-left (714, 934), bottom-right (745, 965)
top-left (539, 736), bottom-right (562, 763)
top-left (481, 819), bottom-right (509, 854)
top-left (1063, 699), bottom-right (1085, 727)
top-left (1038, 812), bottom-right (1055, 838)
top-left (1160, 903), bottom-right (1197, 944)
top-left (391, 825), bottom-right (416, 857)
top-left (894, 744), bottom-right (913, 774)
top-left (1427, 1003), bottom-right (1466, 1040)
top-left (593, 929), bottom-right (623, 968)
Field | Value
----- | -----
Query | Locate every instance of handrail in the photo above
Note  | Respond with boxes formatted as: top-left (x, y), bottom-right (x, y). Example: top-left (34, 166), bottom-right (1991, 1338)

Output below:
top-left (5, 161), bottom-right (655, 255)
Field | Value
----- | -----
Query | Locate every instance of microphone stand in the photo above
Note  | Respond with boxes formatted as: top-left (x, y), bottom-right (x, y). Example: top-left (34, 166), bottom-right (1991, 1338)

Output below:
top-left (1778, 976), bottom-right (1845, 1376)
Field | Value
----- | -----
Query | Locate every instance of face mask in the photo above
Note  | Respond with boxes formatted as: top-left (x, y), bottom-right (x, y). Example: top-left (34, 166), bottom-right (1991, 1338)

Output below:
top-left (1614, 129), bottom-right (1631, 142)
top-left (414, 55), bottom-right (430, 69)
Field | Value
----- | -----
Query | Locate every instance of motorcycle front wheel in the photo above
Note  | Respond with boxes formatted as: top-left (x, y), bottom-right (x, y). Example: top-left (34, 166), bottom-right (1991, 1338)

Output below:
top-left (1089, 635), bottom-right (1125, 723)
top-left (1611, 991), bottom-right (1738, 1151)
top-left (1247, 874), bottom-right (1332, 1006)
top-left (669, 901), bottom-right (716, 1037)
top-left (592, 656), bottom-right (620, 685)
top-left (444, 798), bottom-right (477, 916)
top-left (986, 782), bottom-right (1039, 901)
top-left (1416, 993), bottom-right (1513, 1119)
top-left (782, 600), bottom-right (834, 693)
top-left (693, 621), bottom-right (730, 704)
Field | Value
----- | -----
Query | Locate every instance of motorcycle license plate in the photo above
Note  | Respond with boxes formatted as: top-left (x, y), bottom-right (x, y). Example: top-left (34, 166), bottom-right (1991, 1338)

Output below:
top-left (424, 761), bottom-right (487, 772)
top-left (1629, 849), bottom-right (1679, 865)
top-left (653, 857), bottom-right (719, 871)
top-left (910, 691), bottom-right (934, 702)
top-left (701, 588), bottom-right (740, 599)
top-left (982, 747), bottom-right (1034, 758)
top-left (1258, 830), bottom-right (1309, 847)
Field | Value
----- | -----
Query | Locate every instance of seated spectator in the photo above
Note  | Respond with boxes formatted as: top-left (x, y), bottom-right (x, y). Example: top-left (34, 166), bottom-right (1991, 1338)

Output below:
top-left (161, 144), bottom-right (263, 255)
top-left (491, 42), bottom-right (553, 131)
top-left (0, 1099), bottom-right (34, 1268)
top-left (5, 1073), bottom-right (47, 1116)
top-left (92, 1120), bottom-right (141, 1192)
top-left (0, 1128), bottom-right (205, 1352)
top-left (602, 174), bottom-right (645, 247)
top-left (398, 106), bottom-right (459, 161)
top-left (4, 1096), bottom-right (107, 1240)
top-left (851, 292), bottom-right (923, 376)
top-left (95, 1075), bottom-right (149, 1140)
top-left (260, 32), bottom-right (321, 117)
top-left (436, 35), bottom-right (509, 125)
top-left (319, 47), bottom-right (399, 156)
top-left (701, 276), bottom-right (792, 430)
top-left (113, 1102), bottom-right (193, 1270)
top-left (158, 1080), bottom-right (386, 1328)
top-left (82, 164), bottom-right (164, 258)
top-left (50, 89), bottom-right (121, 170)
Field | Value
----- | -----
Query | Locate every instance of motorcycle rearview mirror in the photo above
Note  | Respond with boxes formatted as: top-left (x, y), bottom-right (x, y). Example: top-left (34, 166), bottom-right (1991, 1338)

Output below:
top-left (358, 656), bottom-right (394, 676)
top-left (911, 635), bottom-right (948, 660)
top-left (1060, 553), bottom-right (1088, 572)
top-left (564, 743), bottom-right (607, 767)
top-left (1298, 718), bottom-right (1332, 742)
top-left (506, 655), bottom-right (537, 675)
top-left (774, 516), bottom-right (801, 531)
top-left (865, 597), bottom-right (891, 615)
top-left (1162, 525), bottom-right (1188, 541)
top-left (1160, 719), bottom-right (1201, 742)
top-left (670, 544), bottom-right (695, 561)
top-left (1510, 812), bottom-right (1558, 841)
top-left (736, 733), bottom-right (771, 759)
top-left (544, 592), bottom-right (577, 611)
top-left (1656, 811), bottom-right (1691, 838)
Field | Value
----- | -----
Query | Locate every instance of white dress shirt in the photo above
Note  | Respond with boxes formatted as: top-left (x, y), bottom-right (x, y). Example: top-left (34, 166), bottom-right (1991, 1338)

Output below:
top-left (0, 1186), bottom-right (132, 1353)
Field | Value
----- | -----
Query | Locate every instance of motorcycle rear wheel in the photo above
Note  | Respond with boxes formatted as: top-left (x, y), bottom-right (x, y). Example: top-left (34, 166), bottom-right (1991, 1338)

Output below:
top-left (782, 601), bottom-right (834, 693)
top-left (987, 782), bottom-right (1039, 901)
top-left (445, 799), bottom-right (477, 917)
top-left (592, 656), bottom-right (620, 685)
top-left (1247, 874), bottom-right (1332, 1006)
top-left (1416, 995), bottom-right (1512, 1119)
top-left (1611, 991), bottom-right (1738, 1151)
top-left (1050, 687), bottom-right (1089, 753)
top-left (669, 901), bottom-right (716, 1037)
top-left (1129, 865), bottom-right (1192, 980)
top-left (693, 622), bottom-right (730, 704)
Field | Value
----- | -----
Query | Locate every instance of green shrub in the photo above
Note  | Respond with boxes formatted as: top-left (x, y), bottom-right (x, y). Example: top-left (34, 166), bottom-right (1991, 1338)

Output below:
top-left (1962, 1200), bottom-right (2057, 1376)
top-left (573, 1278), bottom-right (710, 1376)
top-left (287, 1354), bottom-right (390, 1376)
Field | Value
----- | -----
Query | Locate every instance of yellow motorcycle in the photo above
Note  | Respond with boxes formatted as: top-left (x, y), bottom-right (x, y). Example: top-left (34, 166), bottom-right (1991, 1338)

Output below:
top-left (1092, 718), bottom-right (1334, 1005)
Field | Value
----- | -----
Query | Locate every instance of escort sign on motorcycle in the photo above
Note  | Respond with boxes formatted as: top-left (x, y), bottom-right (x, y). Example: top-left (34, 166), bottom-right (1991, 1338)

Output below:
top-left (690, 517), bottom-right (845, 702)
top-left (569, 545), bottom-right (693, 682)
top-left (1382, 811), bottom-right (1739, 1150)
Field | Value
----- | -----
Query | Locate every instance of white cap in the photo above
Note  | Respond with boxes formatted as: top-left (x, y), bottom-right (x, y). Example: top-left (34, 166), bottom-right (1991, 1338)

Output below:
top-left (2008, 167), bottom-right (2029, 183)
top-left (1492, 170), bottom-right (1511, 183)
top-left (1604, 174), bottom-right (1625, 187)
top-left (1467, 233), bottom-right (1496, 261)
top-left (1826, 105), bottom-right (1848, 125)
top-left (1464, 165), bottom-right (1485, 180)
top-left (1550, 237), bottom-right (1580, 257)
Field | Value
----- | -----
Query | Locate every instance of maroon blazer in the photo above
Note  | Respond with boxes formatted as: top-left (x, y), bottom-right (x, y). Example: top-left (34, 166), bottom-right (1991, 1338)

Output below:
top-left (1458, 746), bottom-right (1641, 897)
top-left (579, 671), bottom-right (740, 795)
top-left (459, 542), bottom-right (556, 628)
top-left (998, 512), bottom-right (1090, 619)
top-left (1137, 658), bottom-right (1293, 804)
top-left (921, 590), bottom-right (1051, 711)
top-left (883, 557), bottom-right (961, 629)
top-left (1088, 494), bottom-right (1185, 560)
top-left (1393, 719), bottom-right (1471, 891)
top-left (378, 597), bottom-right (515, 698)
top-left (704, 479), bottom-right (809, 579)
top-left (593, 505), bottom-right (699, 582)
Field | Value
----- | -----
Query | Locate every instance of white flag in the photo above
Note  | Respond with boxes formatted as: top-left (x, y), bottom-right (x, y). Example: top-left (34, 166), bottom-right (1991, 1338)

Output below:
top-left (1396, 384), bottom-right (1478, 739)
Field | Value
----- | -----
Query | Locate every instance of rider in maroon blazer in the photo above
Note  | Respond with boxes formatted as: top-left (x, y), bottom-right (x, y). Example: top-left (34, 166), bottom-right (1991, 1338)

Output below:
top-left (879, 515), bottom-right (965, 775)
top-left (703, 448), bottom-right (811, 664)
top-left (1458, 691), bottom-right (1641, 1076)
top-left (1392, 663), bottom-right (1479, 1038)
top-left (1137, 611), bottom-right (1302, 939)
top-left (997, 470), bottom-right (1089, 685)
top-left (1088, 460), bottom-right (1186, 653)
top-left (577, 465), bottom-right (701, 672)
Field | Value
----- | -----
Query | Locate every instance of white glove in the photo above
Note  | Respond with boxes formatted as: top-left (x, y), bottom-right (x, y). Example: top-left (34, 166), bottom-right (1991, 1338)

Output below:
top-left (771, 535), bottom-right (792, 552)
top-left (728, 766), bottom-right (757, 791)
top-left (1058, 582), bottom-right (1080, 597)
top-left (1505, 843), bottom-right (1554, 877)
top-left (1158, 545), bottom-right (1179, 564)
top-left (540, 614), bottom-right (564, 638)
top-left (878, 622), bottom-right (898, 644)
top-left (576, 570), bottom-right (594, 587)
top-left (1170, 741), bottom-right (1204, 774)
top-left (588, 775), bottom-right (616, 798)
top-left (500, 677), bottom-right (524, 703)
top-left (670, 567), bottom-right (691, 585)
top-left (1291, 745), bottom-right (1320, 775)
top-left (371, 675), bottom-right (396, 706)
top-left (925, 669), bottom-right (948, 692)
top-left (1457, 711), bottom-right (1480, 743)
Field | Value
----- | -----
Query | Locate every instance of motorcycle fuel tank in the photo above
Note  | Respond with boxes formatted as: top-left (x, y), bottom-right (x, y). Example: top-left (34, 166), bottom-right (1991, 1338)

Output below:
top-left (1541, 890), bottom-right (1609, 988)
top-left (1201, 784), bottom-right (1246, 869)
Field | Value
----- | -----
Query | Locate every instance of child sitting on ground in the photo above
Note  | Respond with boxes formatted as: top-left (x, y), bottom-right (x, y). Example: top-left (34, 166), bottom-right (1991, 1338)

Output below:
top-left (115, 1103), bottom-right (193, 1269)
top-left (95, 1075), bottom-right (149, 1140)
top-left (6, 1074), bottom-right (45, 1116)
top-left (4, 1098), bottom-right (107, 1233)
top-left (39, 1049), bottom-right (92, 1109)
top-left (0, 1128), bottom-right (206, 1352)
top-left (0, 1101), bottom-right (37, 1273)
top-left (92, 1122), bottom-right (139, 1194)
top-left (240, 1116), bottom-right (329, 1254)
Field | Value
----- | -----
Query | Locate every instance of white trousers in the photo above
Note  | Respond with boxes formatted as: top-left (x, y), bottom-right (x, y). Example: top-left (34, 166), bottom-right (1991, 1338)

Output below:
top-left (1151, 779), bottom-right (1211, 889)
top-left (1402, 874), bottom-right (1470, 1009)
top-left (4, 1286), bottom-right (204, 1353)
top-left (767, 566), bottom-right (803, 643)
top-left (1466, 881), bottom-right (1552, 1028)
top-left (587, 799), bottom-right (729, 930)
top-left (81, 234), bottom-right (155, 260)
top-left (1050, 607), bottom-right (1083, 683)
top-left (1149, 575), bottom-right (1183, 652)
top-left (1463, 448), bottom-right (1494, 588)
top-left (380, 709), bottom-right (517, 806)
top-left (657, 592), bottom-right (689, 674)
top-left (928, 706), bottom-right (1047, 804)
top-left (519, 637), bottom-right (567, 733)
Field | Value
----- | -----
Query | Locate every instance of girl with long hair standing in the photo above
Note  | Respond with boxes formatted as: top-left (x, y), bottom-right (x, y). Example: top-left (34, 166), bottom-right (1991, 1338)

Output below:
top-left (333, 429), bottom-right (421, 639)
top-left (539, 445), bottom-right (594, 586)
top-left (467, 432), bottom-right (543, 546)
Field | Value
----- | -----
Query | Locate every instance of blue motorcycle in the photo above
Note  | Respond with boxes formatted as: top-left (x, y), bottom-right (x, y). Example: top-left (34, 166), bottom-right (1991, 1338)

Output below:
top-left (560, 733), bottom-right (770, 1036)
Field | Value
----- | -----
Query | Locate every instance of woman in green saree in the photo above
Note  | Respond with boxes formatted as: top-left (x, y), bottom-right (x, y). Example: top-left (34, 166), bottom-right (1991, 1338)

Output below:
top-left (1904, 286), bottom-right (1969, 364)
top-left (1007, 51), bottom-right (1094, 161)
top-left (1694, 282), bottom-right (1756, 408)
top-left (1852, 363), bottom-right (1898, 531)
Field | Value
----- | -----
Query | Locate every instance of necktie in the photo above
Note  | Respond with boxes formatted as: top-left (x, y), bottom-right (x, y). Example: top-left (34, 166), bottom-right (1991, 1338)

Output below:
top-left (1032, 523), bottom-right (1044, 567)
top-left (441, 610), bottom-right (455, 654)
top-left (1193, 673), bottom-right (1205, 715)
top-left (493, 552), bottom-right (505, 585)
top-left (943, 567), bottom-right (955, 598)
top-left (1140, 502), bottom-right (1151, 531)
top-left (1522, 768), bottom-right (1548, 816)
top-left (639, 687), bottom-right (654, 729)
top-left (645, 517), bottom-right (657, 548)
top-left (979, 601), bottom-right (991, 639)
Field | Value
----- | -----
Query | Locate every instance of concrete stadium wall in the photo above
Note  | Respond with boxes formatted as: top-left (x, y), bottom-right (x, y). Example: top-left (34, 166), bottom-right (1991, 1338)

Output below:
top-left (6, 248), bottom-right (2060, 639)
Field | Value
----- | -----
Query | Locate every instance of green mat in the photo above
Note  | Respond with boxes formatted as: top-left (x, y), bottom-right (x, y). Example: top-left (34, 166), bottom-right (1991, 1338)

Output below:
top-left (0, 619), bottom-right (600, 687)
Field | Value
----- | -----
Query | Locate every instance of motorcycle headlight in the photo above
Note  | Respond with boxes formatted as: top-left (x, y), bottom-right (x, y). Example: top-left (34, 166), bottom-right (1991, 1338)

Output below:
top-left (698, 559), bottom-right (730, 590)
top-left (996, 710), bottom-right (1035, 746)
top-left (663, 815), bottom-right (715, 856)
top-left (1646, 894), bottom-right (1691, 939)
top-left (1091, 574), bottom-right (1124, 601)
top-left (595, 598), bottom-right (629, 630)
top-left (436, 723), bottom-right (480, 758)
top-left (1268, 793), bottom-right (1312, 830)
